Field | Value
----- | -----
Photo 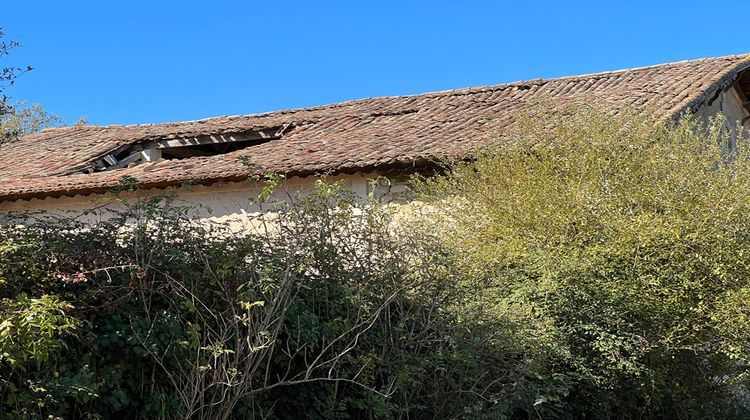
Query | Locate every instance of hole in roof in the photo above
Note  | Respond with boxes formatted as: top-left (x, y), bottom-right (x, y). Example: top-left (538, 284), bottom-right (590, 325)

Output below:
top-left (736, 69), bottom-right (750, 111)
top-left (84, 124), bottom-right (291, 173)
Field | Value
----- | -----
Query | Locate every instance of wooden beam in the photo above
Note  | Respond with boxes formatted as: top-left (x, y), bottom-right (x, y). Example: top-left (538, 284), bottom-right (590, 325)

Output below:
top-left (149, 130), bottom-right (278, 149)
top-left (733, 84), bottom-right (750, 116)
top-left (86, 126), bottom-right (289, 172)
top-left (161, 147), bottom-right (215, 159)
top-left (103, 151), bottom-right (144, 170)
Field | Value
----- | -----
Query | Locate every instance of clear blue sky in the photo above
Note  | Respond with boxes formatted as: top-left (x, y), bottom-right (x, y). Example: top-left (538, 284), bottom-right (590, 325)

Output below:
top-left (4, 1), bottom-right (750, 126)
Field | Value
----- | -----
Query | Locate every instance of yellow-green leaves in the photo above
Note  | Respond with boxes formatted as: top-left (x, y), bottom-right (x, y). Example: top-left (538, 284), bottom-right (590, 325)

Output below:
top-left (0, 294), bottom-right (78, 367)
top-left (415, 104), bottom-right (750, 415)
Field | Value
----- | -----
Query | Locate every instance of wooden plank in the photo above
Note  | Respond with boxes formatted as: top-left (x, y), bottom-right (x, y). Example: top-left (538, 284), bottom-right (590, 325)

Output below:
top-left (150, 130), bottom-right (278, 149)
top-left (106, 151), bottom-right (145, 170)
top-left (103, 154), bottom-right (118, 166)
top-left (90, 126), bottom-right (288, 171)
top-left (160, 147), bottom-right (214, 159)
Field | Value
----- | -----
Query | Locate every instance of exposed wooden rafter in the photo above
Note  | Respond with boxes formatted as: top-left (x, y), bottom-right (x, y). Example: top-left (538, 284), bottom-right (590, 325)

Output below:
top-left (88, 125), bottom-right (291, 172)
top-left (150, 129), bottom-right (279, 149)
top-left (734, 69), bottom-right (750, 114)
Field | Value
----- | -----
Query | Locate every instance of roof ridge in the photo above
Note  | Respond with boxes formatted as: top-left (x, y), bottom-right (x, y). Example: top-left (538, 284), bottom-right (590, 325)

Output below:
top-left (41, 53), bottom-right (749, 133)
top-left (423, 53), bottom-right (750, 97)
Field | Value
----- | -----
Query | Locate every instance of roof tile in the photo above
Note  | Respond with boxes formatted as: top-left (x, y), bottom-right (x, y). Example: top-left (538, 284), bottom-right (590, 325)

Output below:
top-left (1, 55), bottom-right (749, 202)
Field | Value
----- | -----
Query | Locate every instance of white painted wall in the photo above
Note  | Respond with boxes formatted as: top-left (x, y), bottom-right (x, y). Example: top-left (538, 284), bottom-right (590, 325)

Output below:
top-left (694, 84), bottom-right (750, 150)
top-left (0, 173), bottom-right (382, 230)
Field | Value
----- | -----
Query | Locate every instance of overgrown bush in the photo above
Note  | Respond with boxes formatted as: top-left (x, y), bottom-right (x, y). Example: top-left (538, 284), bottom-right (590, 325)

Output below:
top-left (0, 181), bottom-right (536, 419)
top-left (415, 106), bottom-right (750, 418)
top-left (2, 106), bottom-right (750, 419)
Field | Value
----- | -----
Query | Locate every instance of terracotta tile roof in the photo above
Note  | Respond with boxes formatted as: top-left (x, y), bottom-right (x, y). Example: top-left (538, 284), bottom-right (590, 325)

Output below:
top-left (1, 54), bottom-right (749, 202)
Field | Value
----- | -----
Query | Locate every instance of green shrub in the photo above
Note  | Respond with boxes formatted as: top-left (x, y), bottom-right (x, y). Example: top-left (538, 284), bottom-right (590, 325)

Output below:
top-left (415, 105), bottom-right (750, 418)
top-left (3, 105), bottom-right (749, 419)
top-left (0, 182), bottom-right (529, 419)
top-left (0, 294), bottom-right (78, 367)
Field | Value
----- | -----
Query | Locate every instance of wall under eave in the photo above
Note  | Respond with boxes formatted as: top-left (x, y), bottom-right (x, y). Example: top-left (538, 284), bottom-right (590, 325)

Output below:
top-left (693, 84), bottom-right (750, 145)
top-left (0, 172), bottom-right (406, 231)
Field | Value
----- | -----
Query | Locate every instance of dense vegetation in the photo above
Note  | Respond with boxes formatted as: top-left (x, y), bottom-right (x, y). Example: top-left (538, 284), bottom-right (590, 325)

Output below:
top-left (2, 107), bottom-right (750, 418)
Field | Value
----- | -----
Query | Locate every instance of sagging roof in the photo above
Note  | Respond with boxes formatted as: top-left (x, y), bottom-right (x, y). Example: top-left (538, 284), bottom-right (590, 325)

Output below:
top-left (1, 54), bottom-right (750, 202)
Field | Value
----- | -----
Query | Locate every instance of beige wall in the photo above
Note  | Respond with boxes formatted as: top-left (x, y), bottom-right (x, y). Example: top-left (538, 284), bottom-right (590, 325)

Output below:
top-left (694, 84), bottom-right (750, 148)
top-left (0, 173), bottom-right (390, 230)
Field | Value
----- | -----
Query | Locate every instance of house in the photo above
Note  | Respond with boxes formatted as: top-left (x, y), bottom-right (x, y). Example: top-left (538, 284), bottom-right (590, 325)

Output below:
top-left (1, 54), bottom-right (750, 226)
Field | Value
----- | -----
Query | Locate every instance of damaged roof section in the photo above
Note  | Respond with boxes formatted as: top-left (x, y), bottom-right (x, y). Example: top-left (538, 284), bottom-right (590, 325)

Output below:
top-left (84, 124), bottom-right (292, 173)
top-left (1, 54), bottom-right (750, 202)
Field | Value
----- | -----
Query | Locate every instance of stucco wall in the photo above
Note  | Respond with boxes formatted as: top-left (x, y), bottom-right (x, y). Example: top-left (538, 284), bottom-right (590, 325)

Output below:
top-left (694, 84), bottom-right (750, 149)
top-left (0, 172), bottom-right (392, 230)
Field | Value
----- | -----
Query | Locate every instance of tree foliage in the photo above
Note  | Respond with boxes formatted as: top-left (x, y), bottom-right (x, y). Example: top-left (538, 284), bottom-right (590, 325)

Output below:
top-left (0, 26), bottom-right (71, 145)
top-left (0, 102), bottom-right (64, 144)
top-left (0, 27), bottom-right (31, 117)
